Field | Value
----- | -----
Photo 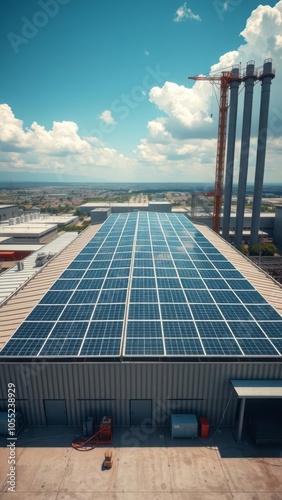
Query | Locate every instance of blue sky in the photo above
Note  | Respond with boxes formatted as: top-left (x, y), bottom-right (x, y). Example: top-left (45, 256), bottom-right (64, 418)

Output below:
top-left (0, 0), bottom-right (281, 183)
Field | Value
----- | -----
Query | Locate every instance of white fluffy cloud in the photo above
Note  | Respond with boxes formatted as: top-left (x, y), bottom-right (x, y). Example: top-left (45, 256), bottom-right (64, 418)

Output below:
top-left (0, 104), bottom-right (90, 155)
top-left (0, 104), bottom-right (133, 179)
top-left (174, 3), bottom-right (201, 22)
top-left (98, 110), bottom-right (116, 125)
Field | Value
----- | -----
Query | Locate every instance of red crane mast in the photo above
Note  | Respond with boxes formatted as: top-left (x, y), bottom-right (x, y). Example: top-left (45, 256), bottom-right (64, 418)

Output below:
top-left (188, 71), bottom-right (237, 234)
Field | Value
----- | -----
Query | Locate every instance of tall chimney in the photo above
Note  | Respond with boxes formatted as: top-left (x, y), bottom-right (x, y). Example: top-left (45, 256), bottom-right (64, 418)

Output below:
top-left (234, 61), bottom-right (257, 247)
top-left (222, 66), bottom-right (241, 241)
top-left (250, 59), bottom-right (275, 246)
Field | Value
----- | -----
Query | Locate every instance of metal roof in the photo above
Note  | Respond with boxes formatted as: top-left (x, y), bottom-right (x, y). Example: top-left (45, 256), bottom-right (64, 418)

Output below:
top-left (0, 232), bottom-right (79, 306)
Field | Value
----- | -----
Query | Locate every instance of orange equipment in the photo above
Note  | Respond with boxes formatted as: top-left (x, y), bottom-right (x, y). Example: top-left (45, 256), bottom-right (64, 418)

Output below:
top-left (103, 450), bottom-right (113, 469)
top-left (188, 71), bottom-right (241, 234)
top-left (72, 416), bottom-right (113, 452)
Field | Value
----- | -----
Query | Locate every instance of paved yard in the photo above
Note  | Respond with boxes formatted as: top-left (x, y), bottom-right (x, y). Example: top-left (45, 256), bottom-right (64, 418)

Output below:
top-left (1, 426), bottom-right (282, 499)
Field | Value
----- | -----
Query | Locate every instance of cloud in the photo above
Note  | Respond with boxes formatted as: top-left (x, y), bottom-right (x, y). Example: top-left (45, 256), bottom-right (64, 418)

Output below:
top-left (0, 104), bottom-right (134, 179)
top-left (98, 110), bottom-right (116, 125)
top-left (174, 3), bottom-right (201, 22)
top-left (144, 50), bottom-right (150, 56)
top-left (0, 104), bottom-right (90, 155)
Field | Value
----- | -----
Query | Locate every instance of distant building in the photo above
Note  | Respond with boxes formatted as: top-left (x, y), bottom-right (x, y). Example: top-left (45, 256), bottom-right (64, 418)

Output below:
top-left (79, 201), bottom-right (171, 216)
top-left (0, 204), bottom-right (19, 222)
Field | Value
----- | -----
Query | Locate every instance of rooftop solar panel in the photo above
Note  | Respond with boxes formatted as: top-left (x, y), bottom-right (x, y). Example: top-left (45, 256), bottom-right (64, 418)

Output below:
top-left (162, 321), bottom-right (198, 337)
top-left (165, 338), bottom-right (204, 356)
top-left (202, 338), bottom-right (243, 356)
top-left (13, 322), bottom-right (55, 339)
top-left (50, 321), bottom-right (88, 338)
top-left (196, 321), bottom-right (233, 338)
top-left (1, 211), bottom-right (281, 359)
top-left (40, 338), bottom-right (82, 356)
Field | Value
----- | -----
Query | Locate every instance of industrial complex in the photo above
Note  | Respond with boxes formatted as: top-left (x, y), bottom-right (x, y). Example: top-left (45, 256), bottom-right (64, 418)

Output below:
top-left (0, 59), bottom-right (281, 448)
top-left (0, 211), bottom-right (282, 444)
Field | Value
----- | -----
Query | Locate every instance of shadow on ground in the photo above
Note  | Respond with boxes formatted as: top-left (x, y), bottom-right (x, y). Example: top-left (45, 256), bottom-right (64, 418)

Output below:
top-left (1, 424), bottom-right (282, 460)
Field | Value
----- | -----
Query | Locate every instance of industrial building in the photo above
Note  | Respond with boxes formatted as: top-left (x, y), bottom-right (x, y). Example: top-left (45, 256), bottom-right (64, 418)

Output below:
top-left (79, 201), bottom-right (172, 215)
top-left (0, 212), bottom-right (281, 441)
top-left (0, 204), bottom-right (19, 222)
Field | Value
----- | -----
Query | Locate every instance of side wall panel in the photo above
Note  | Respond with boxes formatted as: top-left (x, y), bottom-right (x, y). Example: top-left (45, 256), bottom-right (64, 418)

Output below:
top-left (0, 362), bottom-right (281, 426)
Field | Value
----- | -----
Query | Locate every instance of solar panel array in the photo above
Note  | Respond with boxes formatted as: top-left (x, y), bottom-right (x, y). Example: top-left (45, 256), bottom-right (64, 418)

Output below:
top-left (1, 212), bottom-right (282, 358)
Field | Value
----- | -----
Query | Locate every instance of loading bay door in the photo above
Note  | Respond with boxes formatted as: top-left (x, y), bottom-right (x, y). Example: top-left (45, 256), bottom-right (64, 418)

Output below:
top-left (44, 400), bottom-right (67, 425)
top-left (130, 399), bottom-right (152, 426)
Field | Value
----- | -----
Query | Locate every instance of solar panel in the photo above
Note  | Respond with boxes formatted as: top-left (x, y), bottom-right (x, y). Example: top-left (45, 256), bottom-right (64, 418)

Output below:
top-left (184, 289), bottom-right (214, 303)
top-left (60, 305), bottom-right (94, 321)
top-left (50, 279), bottom-right (79, 291)
top-left (125, 338), bottom-right (164, 355)
top-left (161, 303), bottom-right (192, 320)
top-left (162, 321), bottom-right (198, 337)
top-left (1, 211), bottom-right (281, 359)
top-left (80, 338), bottom-right (121, 356)
top-left (130, 289), bottom-right (159, 303)
top-left (39, 291), bottom-right (73, 304)
top-left (68, 290), bottom-right (99, 304)
top-left (92, 304), bottom-right (126, 321)
top-left (86, 321), bottom-right (123, 338)
top-left (246, 305), bottom-right (282, 321)
top-left (128, 303), bottom-right (160, 320)
top-left (237, 339), bottom-right (279, 356)
top-left (258, 321), bottom-right (282, 338)
top-left (218, 304), bottom-right (254, 321)
top-left (40, 338), bottom-right (82, 356)
top-left (126, 321), bottom-right (162, 337)
top-left (165, 338), bottom-right (204, 356)
top-left (13, 322), bottom-right (55, 339)
top-left (202, 338), bottom-right (242, 356)
top-left (159, 289), bottom-right (186, 303)
top-left (50, 321), bottom-right (88, 338)
top-left (196, 321), bottom-right (233, 338)
top-left (28, 305), bottom-right (64, 322)
top-left (190, 304), bottom-right (223, 321)
top-left (227, 321), bottom-right (267, 338)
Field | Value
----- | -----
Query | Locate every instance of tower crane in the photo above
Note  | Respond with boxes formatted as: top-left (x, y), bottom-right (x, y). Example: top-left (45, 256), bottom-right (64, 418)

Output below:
top-left (188, 70), bottom-right (241, 234)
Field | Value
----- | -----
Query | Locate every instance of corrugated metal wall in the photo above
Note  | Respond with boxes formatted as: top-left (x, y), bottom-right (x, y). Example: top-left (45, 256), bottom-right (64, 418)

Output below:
top-left (0, 361), bottom-right (281, 426)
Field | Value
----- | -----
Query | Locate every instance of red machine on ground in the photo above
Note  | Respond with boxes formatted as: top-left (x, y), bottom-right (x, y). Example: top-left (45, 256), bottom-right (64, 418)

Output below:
top-left (72, 416), bottom-right (113, 451)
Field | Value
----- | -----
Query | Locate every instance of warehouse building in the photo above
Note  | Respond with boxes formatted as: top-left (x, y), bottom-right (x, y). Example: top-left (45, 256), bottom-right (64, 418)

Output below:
top-left (0, 212), bottom-right (281, 440)
top-left (0, 204), bottom-right (19, 222)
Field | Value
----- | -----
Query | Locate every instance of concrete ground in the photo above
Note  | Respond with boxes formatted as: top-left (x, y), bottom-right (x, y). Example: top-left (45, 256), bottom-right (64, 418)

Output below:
top-left (1, 425), bottom-right (282, 499)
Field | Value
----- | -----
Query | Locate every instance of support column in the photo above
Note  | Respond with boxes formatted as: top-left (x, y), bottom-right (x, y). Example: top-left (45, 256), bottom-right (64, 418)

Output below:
top-left (237, 397), bottom-right (246, 442)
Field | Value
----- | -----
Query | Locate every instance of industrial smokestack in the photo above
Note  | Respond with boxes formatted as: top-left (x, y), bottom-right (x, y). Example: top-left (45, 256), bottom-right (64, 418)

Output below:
top-left (222, 66), bottom-right (241, 241)
top-left (234, 61), bottom-right (257, 247)
top-left (250, 59), bottom-right (275, 246)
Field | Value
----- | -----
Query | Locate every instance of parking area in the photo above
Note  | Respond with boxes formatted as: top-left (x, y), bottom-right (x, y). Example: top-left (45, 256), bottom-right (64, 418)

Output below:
top-left (1, 425), bottom-right (282, 499)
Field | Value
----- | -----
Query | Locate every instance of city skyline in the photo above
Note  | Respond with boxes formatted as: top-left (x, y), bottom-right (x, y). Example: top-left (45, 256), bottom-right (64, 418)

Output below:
top-left (0, 0), bottom-right (281, 183)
